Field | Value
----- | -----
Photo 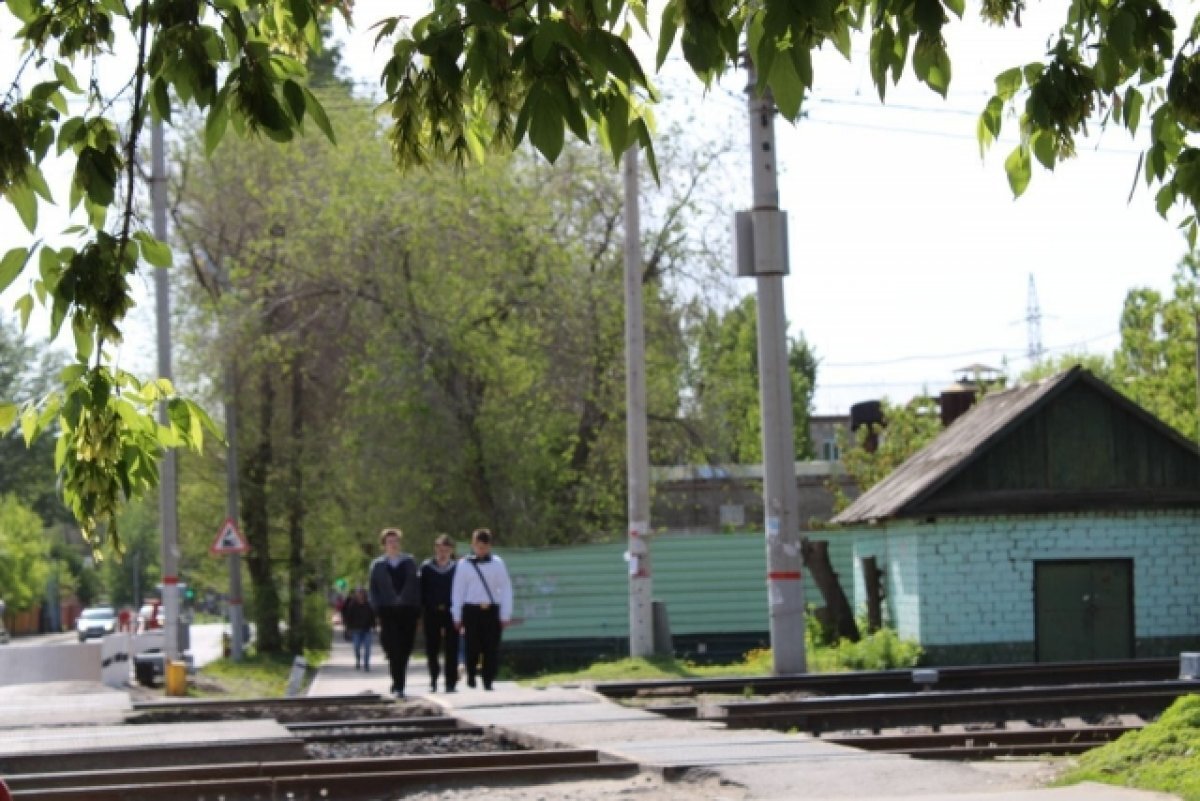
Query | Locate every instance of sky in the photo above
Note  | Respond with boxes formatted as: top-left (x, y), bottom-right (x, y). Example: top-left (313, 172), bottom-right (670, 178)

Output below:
top-left (1, 1), bottom-right (1191, 416)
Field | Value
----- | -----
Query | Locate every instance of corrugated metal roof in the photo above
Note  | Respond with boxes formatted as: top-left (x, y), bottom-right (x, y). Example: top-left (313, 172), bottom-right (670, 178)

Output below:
top-left (832, 369), bottom-right (1077, 525)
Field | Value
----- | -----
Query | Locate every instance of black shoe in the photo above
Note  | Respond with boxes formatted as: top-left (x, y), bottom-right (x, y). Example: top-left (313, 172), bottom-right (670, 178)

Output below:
top-left (483, 684), bottom-right (493, 691)
top-left (445, 685), bottom-right (456, 693)
top-left (430, 680), bottom-right (438, 692)
top-left (467, 676), bottom-right (476, 688)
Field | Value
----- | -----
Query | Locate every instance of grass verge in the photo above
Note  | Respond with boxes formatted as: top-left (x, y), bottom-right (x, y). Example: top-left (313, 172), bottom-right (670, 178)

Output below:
top-left (527, 627), bottom-right (922, 685)
top-left (1055, 694), bottom-right (1200, 801)
top-left (193, 648), bottom-right (328, 698)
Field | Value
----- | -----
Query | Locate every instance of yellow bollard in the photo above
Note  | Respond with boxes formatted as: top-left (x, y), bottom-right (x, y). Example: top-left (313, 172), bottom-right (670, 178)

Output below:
top-left (165, 660), bottom-right (188, 697)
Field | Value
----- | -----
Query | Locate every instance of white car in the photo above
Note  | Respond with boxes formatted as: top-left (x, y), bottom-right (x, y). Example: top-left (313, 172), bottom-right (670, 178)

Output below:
top-left (76, 606), bottom-right (117, 641)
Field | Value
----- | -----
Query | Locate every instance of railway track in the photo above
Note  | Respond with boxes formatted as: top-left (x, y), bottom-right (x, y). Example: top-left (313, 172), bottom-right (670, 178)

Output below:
top-left (702, 679), bottom-right (1200, 733)
top-left (603, 662), bottom-right (1199, 760)
top-left (592, 657), bottom-right (1182, 699)
top-left (2, 694), bottom-right (637, 800)
top-left (3, 749), bottom-right (635, 800)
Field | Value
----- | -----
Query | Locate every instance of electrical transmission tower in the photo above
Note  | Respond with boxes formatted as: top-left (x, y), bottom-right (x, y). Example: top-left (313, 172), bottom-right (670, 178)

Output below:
top-left (1026, 273), bottom-right (1046, 364)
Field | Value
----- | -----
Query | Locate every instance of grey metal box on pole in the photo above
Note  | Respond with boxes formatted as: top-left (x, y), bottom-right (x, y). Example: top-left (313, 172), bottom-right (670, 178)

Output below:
top-left (735, 210), bottom-right (790, 277)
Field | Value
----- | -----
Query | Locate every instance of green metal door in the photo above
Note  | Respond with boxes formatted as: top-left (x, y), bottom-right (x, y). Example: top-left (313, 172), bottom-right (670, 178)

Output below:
top-left (1034, 560), bottom-right (1133, 661)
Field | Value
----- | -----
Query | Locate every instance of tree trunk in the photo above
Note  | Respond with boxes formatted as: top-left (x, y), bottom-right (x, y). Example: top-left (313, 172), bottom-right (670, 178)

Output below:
top-left (242, 366), bottom-right (282, 653)
top-left (801, 538), bottom-right (860, 643)
top-left (861, 555), bottom-right (884, 633)
top-left (286, 358), bottom-right (307, 654)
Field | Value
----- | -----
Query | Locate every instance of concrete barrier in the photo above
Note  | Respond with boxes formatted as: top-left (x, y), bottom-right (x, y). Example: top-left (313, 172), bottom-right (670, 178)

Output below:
top-left (0, 642), bottom-right (101, 687)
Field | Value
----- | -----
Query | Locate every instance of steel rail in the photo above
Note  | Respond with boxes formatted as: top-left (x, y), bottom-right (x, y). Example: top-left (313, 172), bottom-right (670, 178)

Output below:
top-left (706, 679), bottom-right (1200, 733)
top-left (3, 749), bottom-right (612, 791)
top-left (592, 658), bottom-right (1181, 699)
top-left (284, 715), bottom-right (463, 733)
top-left (825, 723), bottom-right (1139, 757)
top-left (8, 756), bottom-right (638, 800)
top-left (130, 692), bottom-right (390, 711)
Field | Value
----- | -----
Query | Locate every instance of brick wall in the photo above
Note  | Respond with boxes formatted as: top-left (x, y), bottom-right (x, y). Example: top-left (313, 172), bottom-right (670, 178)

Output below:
top-left (851, 510), bottom-right (1200, 655)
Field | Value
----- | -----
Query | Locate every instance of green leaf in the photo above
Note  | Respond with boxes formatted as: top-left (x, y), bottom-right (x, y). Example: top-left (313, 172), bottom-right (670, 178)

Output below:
top-left (0, 247), bottom-right (30, 294)
top-left (1005, 144), bottom-right (1032, 196)
top-left (13, 294), bottom-right (33, 331)
top-left (301, 86), bottom-right (336, 145)
top-left (0, 403), bottom-right (17, 430)
top-left (19, 406), bottom-right (38, 446)
top-left (150, 78), bottom-right (171, 123)
top-left (994, 67), bottom-right (1022, 101)
top-left (206, 87), bottom-right (231, 156)
top-left (1124, 87), bottom-right (1144, 134)
top-left (51, 62), bottom-right (80, 94)
top-left (134, 231), bottom-right (173, 267)
top-left (8, 180), bottom-right (38, 233)
top-left (1031, 130), bottom-right (1056, 170)
top-left (769, 52), bottom-right (805, 121)
top-left (72, 311), bottom-right (93, 361)
top-left (283, 79), bottom-right (306, 127)
top-left (527, 89), bottom-right (565, 162)
top-left (869, 25), bottom-right (893, 101)
top-left (943, 0), bottom-right (964, 18)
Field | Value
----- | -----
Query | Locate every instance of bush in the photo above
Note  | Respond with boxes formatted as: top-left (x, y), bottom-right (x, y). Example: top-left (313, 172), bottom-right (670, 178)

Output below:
top-left (807, 627), bottom-right (923, 672)
top-left (301, 592), bottom-right (332, 651)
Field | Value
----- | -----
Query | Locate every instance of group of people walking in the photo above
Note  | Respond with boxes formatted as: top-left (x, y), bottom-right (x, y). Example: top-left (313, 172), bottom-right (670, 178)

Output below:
top-left (341, 527), bottom-right (513, 698)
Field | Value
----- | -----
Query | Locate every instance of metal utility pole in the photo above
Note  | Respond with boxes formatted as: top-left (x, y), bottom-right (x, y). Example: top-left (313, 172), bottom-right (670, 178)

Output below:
top-left (735, 58), bottom-right (807, 674)
top-left (623, 146), bottom-right (654, 658)
top-left (151, 118), bottom-right (182, 661)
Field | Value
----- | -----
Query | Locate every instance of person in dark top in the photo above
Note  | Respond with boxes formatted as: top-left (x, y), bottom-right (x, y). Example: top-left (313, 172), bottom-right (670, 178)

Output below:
top-left (367, 528), bottom-right (421, 698)
top-left (419, 534), bottom-right (459, 692)
top-left (341, 587), bottom-right (377, 671)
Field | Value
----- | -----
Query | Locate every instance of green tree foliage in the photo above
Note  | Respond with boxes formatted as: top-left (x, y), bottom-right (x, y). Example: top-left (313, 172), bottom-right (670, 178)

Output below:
top-left (0, 493), bottom-right (49, 609)
top-left (10, 0), bottom-right (1190, 544)
top-left (832, 395), bottom-right (942, 509)
top-left (689, 295), bottom-right (816, 463)
top-left (0, 319), bottom-right (66, 524)
top-left (169, 85), bottom-right (734, 648)
top-left (1112, 254), bottom-right (1200, 441)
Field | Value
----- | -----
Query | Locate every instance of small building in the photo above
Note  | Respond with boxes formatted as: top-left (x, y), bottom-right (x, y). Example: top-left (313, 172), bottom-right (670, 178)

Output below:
top-left (834, 367), bottom-right (1200, 664)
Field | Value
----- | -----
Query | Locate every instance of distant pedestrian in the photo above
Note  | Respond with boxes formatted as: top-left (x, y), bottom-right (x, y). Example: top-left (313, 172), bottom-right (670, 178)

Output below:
top-left (451, 528), bottom-right (513, 691)
top-left (341, 587), bottom-right (376, 671)
top-left (419, 534), bottom-right (459, 692)
top-left (368, 528), bottom-right (421, 698)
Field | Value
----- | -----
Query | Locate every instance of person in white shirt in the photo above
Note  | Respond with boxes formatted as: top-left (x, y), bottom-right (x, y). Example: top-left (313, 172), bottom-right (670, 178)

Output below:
top-left (451, 528), bottom-right (513, 690)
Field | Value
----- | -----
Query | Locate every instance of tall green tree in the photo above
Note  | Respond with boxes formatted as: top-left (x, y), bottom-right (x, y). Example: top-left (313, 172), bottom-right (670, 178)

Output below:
top-left (1112, 254), bottom-right (1200, 441)
top-left (0, 494), bottom-right (49, 610)
top-left (6, 0), bottom-right (1200, 545)
top-left (689, 295), bottom-right (817, 464)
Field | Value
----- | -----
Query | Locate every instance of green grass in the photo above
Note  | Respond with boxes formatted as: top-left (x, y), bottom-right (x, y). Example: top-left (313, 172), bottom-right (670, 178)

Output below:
top-left (1055, 694), bottom-right (1200, 801)
top-left (527, 628), bottom-right (922, 686)
top-left (194, 647), bottom-right (328, 698)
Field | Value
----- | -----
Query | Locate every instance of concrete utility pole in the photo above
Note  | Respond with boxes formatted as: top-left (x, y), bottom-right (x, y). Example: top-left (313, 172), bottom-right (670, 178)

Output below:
top-left (737, 59), bottom-right (807, 674)
top-left (151, 118), bottom-right (182, 661)
top-left (623, 147), bottom-right (654, 658)
top-left (223, 356), bottom-right (246, 661)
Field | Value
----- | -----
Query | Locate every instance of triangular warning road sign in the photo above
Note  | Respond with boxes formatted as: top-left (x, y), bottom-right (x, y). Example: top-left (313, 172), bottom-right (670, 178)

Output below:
top-left (210, 518), bottom-right (249, 555)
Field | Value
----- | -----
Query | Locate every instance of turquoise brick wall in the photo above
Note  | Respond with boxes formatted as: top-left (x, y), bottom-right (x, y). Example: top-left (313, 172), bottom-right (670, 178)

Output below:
top-left (498, 531), bottom-right (856, 643)
top-left (848, 510), bottom-right (1200, 652)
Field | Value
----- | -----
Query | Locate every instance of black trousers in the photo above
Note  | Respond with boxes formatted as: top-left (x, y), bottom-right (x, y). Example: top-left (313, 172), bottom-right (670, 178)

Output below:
top-left (462, 604), bottom-right (502, 689)
top-left (378, 605), bottom-right (419, 693)
top-left (422, 606), bottom-right (460, 690)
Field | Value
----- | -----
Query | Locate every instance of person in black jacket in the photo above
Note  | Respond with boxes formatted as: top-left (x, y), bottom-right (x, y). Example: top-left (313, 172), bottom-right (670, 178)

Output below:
top-left (367, 528), bottom-right (421, 698)
top-left (419, 534), bottom-right (459, 692)
top-left (341, 587), bottom-right (376, 671)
